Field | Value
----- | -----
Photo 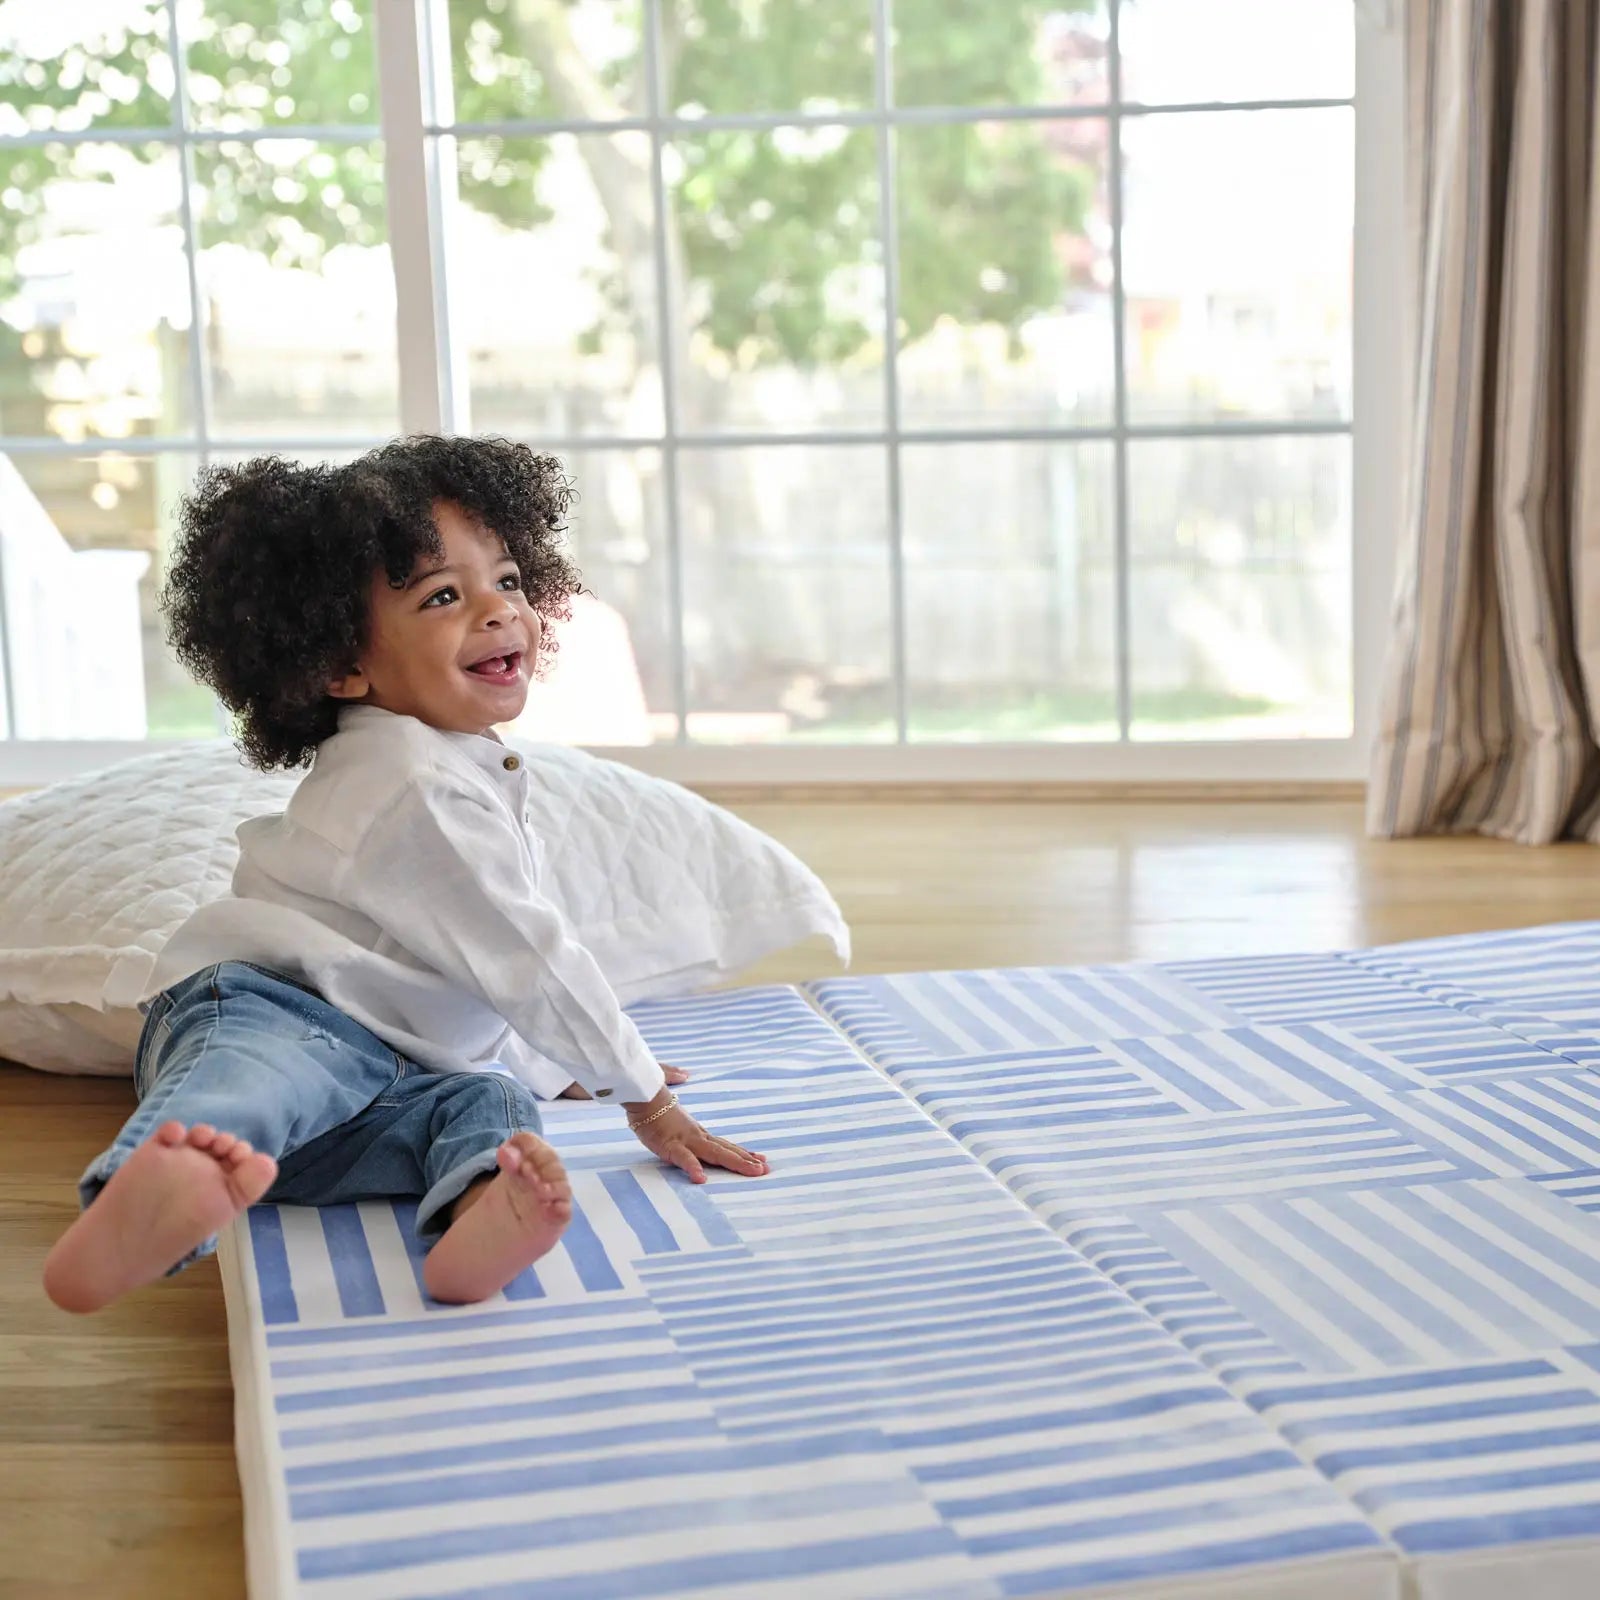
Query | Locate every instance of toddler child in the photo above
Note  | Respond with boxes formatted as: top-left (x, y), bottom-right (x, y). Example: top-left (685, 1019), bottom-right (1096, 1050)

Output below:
top-left (44, 435), bottom-right (766, 1313)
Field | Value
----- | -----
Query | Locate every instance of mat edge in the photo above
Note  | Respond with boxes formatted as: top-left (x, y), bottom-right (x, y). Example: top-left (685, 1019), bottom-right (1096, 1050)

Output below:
top-left (221, 1217), bottom-right (297, 1600)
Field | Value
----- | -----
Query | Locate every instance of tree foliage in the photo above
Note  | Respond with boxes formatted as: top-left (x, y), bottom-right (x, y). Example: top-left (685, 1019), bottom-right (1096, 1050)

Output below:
top-left (0, 0), bottom-right (1093, 391)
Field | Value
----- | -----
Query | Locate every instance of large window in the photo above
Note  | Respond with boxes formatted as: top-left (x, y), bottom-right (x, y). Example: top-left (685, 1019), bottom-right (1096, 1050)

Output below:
top-left (0, 1), bottom-right (1399, 783)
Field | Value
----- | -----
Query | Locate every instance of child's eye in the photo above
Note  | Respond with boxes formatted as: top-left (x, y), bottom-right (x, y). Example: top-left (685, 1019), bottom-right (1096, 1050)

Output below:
top-left (497, 573), bottom-right (522, 592)
top-left (420, 586), bottom-right (458, 609)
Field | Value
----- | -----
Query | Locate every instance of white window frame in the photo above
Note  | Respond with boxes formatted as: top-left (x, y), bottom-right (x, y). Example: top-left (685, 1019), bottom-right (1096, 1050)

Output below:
top-left (0, 0), bottom-right (1404, 790)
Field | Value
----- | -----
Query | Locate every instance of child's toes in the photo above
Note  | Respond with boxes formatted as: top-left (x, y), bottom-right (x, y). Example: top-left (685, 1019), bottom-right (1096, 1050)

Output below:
top-left (507, 1151), bottom-right (551, 1193)
top-left (222, 1139), bottom-right (257, 1168)
top-left (154, 1121), bottom-right (187, 1148)
top-left (525, 1142), bottom-right (568, 1188)
top-left (503, 1139), bottom-right (567, 1203)
top-left (185, 1124), bottom-right (219, 1151)
top-left (208, 1131), bottom-right (238, 1159)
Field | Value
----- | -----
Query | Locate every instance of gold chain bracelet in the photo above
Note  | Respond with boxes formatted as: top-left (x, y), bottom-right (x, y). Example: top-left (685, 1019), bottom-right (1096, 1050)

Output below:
top-left (627, 1092), bottom-right (679, 1132)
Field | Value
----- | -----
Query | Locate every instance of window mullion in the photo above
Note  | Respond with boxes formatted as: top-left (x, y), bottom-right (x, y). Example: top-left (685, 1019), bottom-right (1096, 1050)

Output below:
top-left (1350, 7), bottom-right (1405, 768)
top-left (874, 0), bottom-right (909, 743)
top-left (164, 0), bottom-right (210, 465)
top-left (375, 0), bottom-right (445, 434)
top-left (161, 0), bottom-right (229, 735)
top-left (643, 0), bottom-right (690, 745)
top-left (1108, 0), bottom-right (1133, 742)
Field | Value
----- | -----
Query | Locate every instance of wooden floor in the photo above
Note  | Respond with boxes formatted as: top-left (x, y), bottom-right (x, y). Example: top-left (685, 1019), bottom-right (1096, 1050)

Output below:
top-left (3, 798), bottom-right (1597, 1598)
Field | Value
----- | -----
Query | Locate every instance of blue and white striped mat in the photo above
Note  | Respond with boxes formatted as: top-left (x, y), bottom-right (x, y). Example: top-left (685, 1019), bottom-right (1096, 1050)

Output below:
top-left (225, 926), bottom-right (1600, 1599)
top-left (811, 922), bottom-right (1600, 1598)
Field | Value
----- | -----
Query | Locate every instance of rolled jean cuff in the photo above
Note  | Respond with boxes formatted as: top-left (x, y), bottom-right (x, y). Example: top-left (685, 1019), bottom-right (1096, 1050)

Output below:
top-left (76, 1148), bottom-right (124, 1214)
top-left (416, 1147), bottom-right (505, 1238)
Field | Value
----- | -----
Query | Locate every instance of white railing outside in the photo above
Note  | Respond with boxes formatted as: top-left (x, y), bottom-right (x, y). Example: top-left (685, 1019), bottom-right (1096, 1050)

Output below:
top-left (0, 455), bottom-right (149, 740)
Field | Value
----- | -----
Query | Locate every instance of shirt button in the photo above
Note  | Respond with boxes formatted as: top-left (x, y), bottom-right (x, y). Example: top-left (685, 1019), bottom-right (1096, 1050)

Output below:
top-left (594, 1088), bottom-right (614, 1099)
top-left (502, 754), bottom-right (521, 772)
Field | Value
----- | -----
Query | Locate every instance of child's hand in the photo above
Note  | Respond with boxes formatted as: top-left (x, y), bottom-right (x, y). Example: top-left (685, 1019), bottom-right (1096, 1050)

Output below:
top-left (625, 1088), bottom-right (768, 1184)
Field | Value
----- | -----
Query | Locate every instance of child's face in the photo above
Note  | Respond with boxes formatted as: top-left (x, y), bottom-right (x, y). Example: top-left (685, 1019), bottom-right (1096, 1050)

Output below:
top-left (327, 500), bottom-right (542, 736)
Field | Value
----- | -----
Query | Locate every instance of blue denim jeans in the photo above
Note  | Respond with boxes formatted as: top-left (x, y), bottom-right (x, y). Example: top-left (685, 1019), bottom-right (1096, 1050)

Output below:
top-left (79, 962), bottom-right (542, 1269)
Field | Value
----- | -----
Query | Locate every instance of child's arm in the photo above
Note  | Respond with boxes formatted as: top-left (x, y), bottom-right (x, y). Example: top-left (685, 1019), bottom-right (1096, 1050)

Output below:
top-left (345, 779), bottom-right (767, 1179)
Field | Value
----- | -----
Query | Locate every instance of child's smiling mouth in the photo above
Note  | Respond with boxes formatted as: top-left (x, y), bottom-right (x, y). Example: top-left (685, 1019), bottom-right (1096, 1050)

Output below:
top-left (463, 650), bottom-right (524, 686)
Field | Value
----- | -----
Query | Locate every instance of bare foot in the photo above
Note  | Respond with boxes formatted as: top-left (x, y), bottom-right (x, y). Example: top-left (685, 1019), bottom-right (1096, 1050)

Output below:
top-left (43, 1122), bottom-right (278, 1314)
top-left (423, 1134), bottom-right (572, 1304)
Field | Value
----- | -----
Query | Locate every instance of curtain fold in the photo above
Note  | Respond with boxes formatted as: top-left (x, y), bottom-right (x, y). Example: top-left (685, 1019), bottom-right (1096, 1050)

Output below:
top-left (1368, 0), bottom-right (1600, 843)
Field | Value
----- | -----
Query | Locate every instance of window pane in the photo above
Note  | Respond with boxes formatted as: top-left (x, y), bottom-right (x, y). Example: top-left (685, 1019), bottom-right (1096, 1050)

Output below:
top-left (506, 447), bottom-right (675, 746)
top-left (0, 1), bottom-right (175, 136)
top-left (181, 0), bottom-right (379, 132)
top-left (904, 442), bottom-right (1115, 741)
top-left (897, 118), bottom-right (1112, 428)
top-left (668, 127), bottom-right (883, 434)
top-left (895, 1), bottom-right (1110, 109)
top-left (3, 451), bottom-right (206, 740)
top-left (444, 0), bottom-right (645, 127)
top-left (0, 143), bottom-right (192, 442)
top-left (1129, 435), bottom-right (1351, 742)
top-left (680, 446), bottom-right (892, 742)
top-left (1119, 0), bottom-right (1353, 105)
top-left (194, 138), bottom-right (398, 437)
top-left (1122, 108), bottom-right (1351, 424)
top-left (450, 133), bottom-right (662, 439)
top-left (664, 0), bottom-right (873, 117)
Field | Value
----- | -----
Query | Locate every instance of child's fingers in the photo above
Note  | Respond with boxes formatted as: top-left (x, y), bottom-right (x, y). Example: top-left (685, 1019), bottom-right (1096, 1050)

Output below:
top-left (708, 1134), bottom-right (766, 1170)
top-left (667, 1142), bottom-right (708, 1185)
top-left (685, 1133), bottom-right (767, 1178)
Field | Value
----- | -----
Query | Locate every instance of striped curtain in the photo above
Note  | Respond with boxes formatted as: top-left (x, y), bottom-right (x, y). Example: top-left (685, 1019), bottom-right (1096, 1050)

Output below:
top-left (1368, 0), bottom-right (1600, 844)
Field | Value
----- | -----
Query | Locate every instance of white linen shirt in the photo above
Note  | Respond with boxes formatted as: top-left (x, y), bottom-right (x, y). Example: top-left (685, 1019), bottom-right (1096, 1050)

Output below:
top-left (150, 704), bottom-right (666, 1104)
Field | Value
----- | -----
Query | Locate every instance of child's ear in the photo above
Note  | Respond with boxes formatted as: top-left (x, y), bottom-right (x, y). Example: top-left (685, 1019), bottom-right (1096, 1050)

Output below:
top-left (327, 668), bottom-right (370, 701)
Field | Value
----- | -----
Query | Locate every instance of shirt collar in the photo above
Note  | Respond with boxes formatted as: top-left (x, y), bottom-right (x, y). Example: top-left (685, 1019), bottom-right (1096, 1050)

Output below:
top-left (336, 703), bottom-right (518, 778)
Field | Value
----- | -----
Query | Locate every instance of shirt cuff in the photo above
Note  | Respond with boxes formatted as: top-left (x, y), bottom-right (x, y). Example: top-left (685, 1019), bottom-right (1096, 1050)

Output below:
top-left (568, 1039), bottom-right (666, 1106)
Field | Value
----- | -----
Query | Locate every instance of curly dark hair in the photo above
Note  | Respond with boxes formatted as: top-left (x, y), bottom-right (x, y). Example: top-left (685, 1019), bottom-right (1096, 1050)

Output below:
top-left (161, 435), bottom-right (580, 770)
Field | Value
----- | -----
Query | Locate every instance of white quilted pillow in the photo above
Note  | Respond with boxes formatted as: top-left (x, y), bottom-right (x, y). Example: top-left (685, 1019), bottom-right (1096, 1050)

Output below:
top-left (0, 739), bottom-right (849, 1075)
